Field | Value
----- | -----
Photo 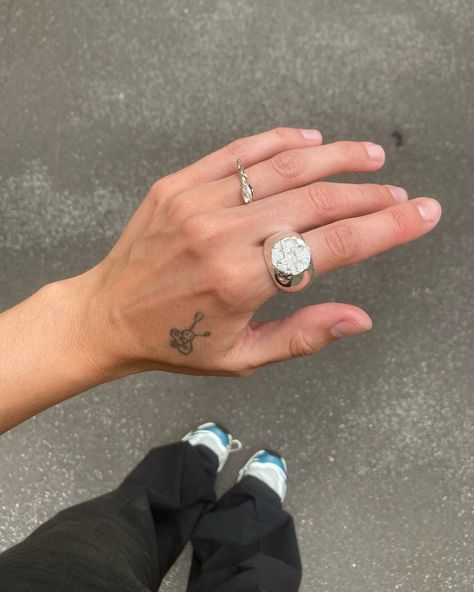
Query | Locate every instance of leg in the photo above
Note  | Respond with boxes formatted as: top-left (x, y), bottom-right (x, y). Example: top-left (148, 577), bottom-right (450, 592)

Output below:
top-left (0, 441), bottom-right (217, 592)
top-left (187, 475), bottom-right (302, 592)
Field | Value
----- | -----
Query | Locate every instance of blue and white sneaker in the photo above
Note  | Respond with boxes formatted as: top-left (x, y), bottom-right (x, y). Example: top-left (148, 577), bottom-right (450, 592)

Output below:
top-left (182, 422), bottom-right (243, 473)
top-left (237, 450), bottom-right (288, 502)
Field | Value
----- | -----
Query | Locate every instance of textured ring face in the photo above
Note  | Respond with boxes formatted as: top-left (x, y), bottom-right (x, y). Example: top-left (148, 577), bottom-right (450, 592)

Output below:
top-left (271, 236), bottom-right (312, 276)
top-left (263, 232), bottom-right (314, 292)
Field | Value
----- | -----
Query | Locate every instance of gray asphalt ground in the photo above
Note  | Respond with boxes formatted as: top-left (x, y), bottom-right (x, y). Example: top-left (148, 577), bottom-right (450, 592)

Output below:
top-left (0, 1), bottom-right (473, 590)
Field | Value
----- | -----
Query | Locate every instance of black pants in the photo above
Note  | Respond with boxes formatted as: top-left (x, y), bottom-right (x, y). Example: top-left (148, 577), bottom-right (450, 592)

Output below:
top-left (0, 441), bottom-right (302, 591)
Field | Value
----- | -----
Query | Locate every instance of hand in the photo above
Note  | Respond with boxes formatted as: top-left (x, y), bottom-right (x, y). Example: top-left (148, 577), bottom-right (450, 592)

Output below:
top-left (0, 126), bottom-right (442, 432)
top-left (77, 127), bottom-right (441, 378)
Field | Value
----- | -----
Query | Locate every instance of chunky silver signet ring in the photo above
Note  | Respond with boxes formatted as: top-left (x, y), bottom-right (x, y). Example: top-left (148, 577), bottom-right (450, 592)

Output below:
top-left (263, 231), bottom-right (314, 293)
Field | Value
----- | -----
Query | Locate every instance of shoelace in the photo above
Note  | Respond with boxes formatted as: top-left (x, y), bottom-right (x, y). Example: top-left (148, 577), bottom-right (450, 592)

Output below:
top-left (229, 438), bottom-right (243, 453)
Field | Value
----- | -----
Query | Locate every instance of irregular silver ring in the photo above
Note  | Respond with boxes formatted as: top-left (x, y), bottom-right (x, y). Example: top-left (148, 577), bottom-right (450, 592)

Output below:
top-left (263, 231), bottom-right (314, 292)
top-left (236, 159), bottom-right (254, 204)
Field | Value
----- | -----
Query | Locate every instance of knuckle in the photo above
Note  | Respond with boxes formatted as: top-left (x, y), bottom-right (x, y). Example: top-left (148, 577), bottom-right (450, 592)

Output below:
top-left (364, 183), bottom-right (392, 204)
top-left (387, 207), bottom-right (410, 236)
top-left (149, 181), bottom-right (165, 206)
top-left (182, 213), bottom-right (222, 247)
top-left (271, 150), bottom-right (305, 178)
top-left (209, 258), bottom-right (240, 306)
top-left (289, 332), bottom-right (314, 358)
top-left (272, 126), bottom-right (290, 144)
top-left (226, 137), bottom-right (249, 160)
top-left (307, 183), bottom-right (338, 215)
top-left (167, 193), bottom-right (199, 222)
top-left (325, 224), bottom-right (357, 262)
top-left (332, 141), bottom-right (363, 163)
top-left (152, 173), bottom-right (178, 197)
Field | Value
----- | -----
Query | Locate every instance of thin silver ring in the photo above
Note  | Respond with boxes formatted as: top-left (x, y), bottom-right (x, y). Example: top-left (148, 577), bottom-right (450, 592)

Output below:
top-left (236, 159), bottom-right (254, 204)
top-left (263, 231), bottom-right (314, 293)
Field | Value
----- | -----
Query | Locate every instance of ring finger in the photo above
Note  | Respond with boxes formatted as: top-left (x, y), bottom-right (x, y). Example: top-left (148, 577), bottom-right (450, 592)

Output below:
top-left (204, 140), bottom-right (386, 208)
top-left (158, 126), bottom-right (324, 196)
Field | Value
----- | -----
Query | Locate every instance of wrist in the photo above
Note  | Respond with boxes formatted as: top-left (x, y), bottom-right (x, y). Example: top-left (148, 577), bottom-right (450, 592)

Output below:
top-left (47, 267), bottom-right (130, 387)
top-left (0, 270), bottom-right (132, 433)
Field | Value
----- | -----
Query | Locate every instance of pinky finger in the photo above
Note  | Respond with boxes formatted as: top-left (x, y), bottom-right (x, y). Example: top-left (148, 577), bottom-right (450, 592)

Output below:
top-left (231, 303), bottom-right (372, 373)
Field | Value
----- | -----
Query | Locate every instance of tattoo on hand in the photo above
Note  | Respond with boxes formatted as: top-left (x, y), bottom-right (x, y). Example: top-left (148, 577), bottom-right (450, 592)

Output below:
top-left (169, 311), bottom-right (211, 355)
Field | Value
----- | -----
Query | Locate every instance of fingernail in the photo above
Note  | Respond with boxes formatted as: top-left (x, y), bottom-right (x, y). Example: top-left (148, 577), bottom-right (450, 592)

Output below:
top-left (330, 319), bottom-right (372, 338)
top-left (363, 142), bottom-right (385, 162)
top-left (416, 198), bottom-right (442, 223)
top-left (385, 185), bottom-right (408, 203)
top-left (300, 128), bottom-right (322, 142)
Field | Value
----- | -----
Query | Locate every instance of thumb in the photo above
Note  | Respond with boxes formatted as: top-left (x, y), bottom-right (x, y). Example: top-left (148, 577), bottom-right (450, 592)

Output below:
top-left (240, 303), bottom-right (372, 369)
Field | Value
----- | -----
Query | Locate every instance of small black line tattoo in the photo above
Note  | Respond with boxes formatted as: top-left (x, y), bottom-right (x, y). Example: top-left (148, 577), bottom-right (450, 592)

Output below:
top-left (169, 311), bottom-right (211, 355)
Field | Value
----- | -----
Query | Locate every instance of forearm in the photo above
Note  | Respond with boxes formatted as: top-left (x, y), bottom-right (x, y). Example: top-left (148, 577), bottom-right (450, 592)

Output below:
top-left (0, 272), bottom-right (119, 434)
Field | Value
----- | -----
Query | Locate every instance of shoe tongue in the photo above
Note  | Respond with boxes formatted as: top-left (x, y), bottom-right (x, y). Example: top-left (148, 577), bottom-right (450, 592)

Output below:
top-left (207, 425), bottom-right (229, 447)
top-left (256, 452), bottom-right (286, 473)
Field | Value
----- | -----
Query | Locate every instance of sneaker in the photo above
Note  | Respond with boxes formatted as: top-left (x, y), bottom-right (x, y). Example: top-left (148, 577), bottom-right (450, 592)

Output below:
top-left (237, 450), bottom-right (288, 502)
top-left (182, 422), bottom-right (242, 473)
